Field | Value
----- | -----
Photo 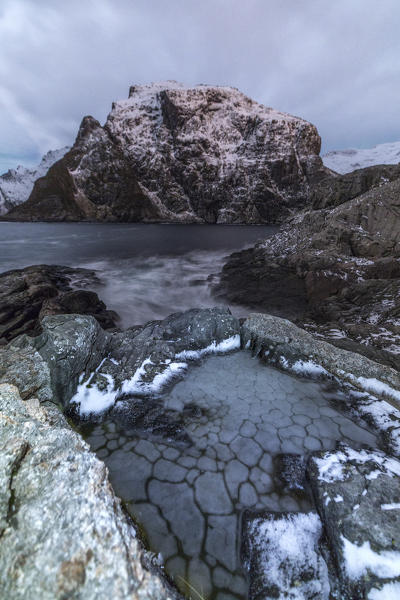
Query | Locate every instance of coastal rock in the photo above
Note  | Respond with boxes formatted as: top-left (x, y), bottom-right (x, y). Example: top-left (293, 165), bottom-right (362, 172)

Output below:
top-left (0, 265), bottom-right (118, 344)
top-left (308, 445), bottom-right (400, 598)
top-left (0, 383), bottom-right (176, 600)
top-left (2, 307), bottom-right (240, 415)
top-left (215, 175), bottom-right (400, 369)
top-left (5, 81), bottom-right (327, 224)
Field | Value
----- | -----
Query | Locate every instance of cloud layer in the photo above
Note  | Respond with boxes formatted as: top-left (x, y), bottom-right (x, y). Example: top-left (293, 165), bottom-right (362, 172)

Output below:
top-left (1, 0), bottom-right (399, 170)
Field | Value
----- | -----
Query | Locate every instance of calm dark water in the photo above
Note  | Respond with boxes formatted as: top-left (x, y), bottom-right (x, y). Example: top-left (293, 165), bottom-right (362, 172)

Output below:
top-left (0, 222), bottom-right (277, 326)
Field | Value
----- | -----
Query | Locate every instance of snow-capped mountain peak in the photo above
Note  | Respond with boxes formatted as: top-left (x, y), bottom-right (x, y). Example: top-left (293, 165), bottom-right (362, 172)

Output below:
top-left (0, 146), bottom-right (70, 215)
top-left (322, 141), bottom-right (400, 174)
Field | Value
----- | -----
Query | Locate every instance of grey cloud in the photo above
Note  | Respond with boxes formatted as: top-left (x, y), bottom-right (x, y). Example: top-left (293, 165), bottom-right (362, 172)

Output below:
top-left (1, 0), bottom-right (399, 170)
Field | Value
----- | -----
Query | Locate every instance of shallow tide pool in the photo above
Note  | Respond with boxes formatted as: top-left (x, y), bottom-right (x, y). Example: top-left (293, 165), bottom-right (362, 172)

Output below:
top-left (82, 352), bottom-right (378, 600)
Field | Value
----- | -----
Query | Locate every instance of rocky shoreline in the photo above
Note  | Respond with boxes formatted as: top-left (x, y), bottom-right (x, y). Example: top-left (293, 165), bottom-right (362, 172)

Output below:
top-left (1, 305), bottom-right (400, 599)
top-left (213, 164), bottom-right (400, 372)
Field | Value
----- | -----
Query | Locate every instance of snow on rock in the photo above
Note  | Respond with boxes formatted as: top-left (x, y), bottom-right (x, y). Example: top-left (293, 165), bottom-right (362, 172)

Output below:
top-left (6, 81), bottom-right (326, 223)
top-left (72, 334), bottom-right (241, 416)
top-left (308, 445), bottom-right (400, 598)
top-left (0, 147), bottom-right (69, 214)
top-left (242, 511), bottom-right (330, 600)
top-left (323, 141), bottom-right (400, 174)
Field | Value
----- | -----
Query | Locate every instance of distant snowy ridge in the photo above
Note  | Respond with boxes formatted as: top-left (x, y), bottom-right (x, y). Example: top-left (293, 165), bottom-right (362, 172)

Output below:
top-left (0, 147), bottom-right (70, 215)
top-left (322, 141), bottom-right (400, 174)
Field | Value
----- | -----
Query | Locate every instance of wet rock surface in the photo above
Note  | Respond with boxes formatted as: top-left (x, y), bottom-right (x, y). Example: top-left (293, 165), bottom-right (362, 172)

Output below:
top-left (0, 264), bottom-right (118, 344)
top-left (308, 445), bottom-right (400, 598)
top-left (0, 384), bottom-right (177, 600)
top-left (5, 82), bottom-right (327, 224)
top-left (214, 174), bottom-right (400, 370)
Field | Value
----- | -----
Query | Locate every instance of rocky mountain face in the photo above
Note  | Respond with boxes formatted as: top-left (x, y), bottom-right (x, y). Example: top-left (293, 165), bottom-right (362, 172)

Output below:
top-left (322, 140), bottom-right (400, 174)
top-left (5, 82), bottom-right (327, 223)
top-left (214, 166), bottom-right (400, 370)
top-left (0, 147), bottom-right (69, 215)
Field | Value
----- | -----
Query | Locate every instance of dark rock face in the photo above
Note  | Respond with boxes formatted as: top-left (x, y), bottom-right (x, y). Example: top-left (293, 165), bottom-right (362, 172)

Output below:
top-left (0, 265), bottom-right (118, 344)
top-left (308, 445), bottom-right (400, 598)
top-left (214, 175), bottom-right (400, 370)
top-left (5, 82), bottom-right (327, 224)
top-left (311, 163), bottom-right (400, 209)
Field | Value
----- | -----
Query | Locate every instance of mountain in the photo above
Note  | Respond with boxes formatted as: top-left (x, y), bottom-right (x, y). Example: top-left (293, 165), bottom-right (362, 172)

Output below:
top-left (322, 141), bottom-right (400, 174)
top-left (0, 147), bottom-right (70, 215)
top-left (5, 81), bottom-right (327, 223)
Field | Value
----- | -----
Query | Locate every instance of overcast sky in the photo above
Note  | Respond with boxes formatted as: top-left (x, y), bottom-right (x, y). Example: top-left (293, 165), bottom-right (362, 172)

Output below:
top-left (1, 0), bottom-right (399, 172)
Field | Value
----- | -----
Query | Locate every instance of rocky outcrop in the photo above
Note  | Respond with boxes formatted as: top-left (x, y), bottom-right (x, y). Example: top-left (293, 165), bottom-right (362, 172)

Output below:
top-left (308, 445), bottom-right (400, 598)
top-left (0, 147), bottom-right (69, 215)
top-left (214, 174), bottom-right (400, 370)
top-left (0, 265), bottom-right (118, 344)
top-left (241, 313), bottom-right (400, 455)
top-left (5, 82), bottom-right (327, 224)
top-left (2, 308), bottom-right (400, 599)
top-left (0, 384), bottom-right (177, 600)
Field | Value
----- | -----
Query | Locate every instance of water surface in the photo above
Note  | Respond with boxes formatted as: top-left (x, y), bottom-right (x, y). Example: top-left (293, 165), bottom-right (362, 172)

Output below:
top-left (0, 222), bottom-right (276, 326)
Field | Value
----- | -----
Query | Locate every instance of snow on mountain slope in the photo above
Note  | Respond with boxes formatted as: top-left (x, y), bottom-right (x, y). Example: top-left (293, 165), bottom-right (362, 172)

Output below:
top-left (0, 147), bottom-right (70, 215)
top-left (323, 141), bottom-right (400, 174)
top-left (7, 81), bottom-right (327, 223)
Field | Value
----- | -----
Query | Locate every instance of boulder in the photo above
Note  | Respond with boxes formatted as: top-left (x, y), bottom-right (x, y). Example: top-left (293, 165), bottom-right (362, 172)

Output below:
top-left (308, 445), bottom-right (400, 598)
top-left (0, 265), bottom-right (118, 344)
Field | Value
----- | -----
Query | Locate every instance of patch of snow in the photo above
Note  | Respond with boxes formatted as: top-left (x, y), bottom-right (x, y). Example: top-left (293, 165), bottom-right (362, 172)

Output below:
top-left (314, 447), bottom-right (400, 483)
top-left (120, 358), bottom-right (187, 396)
top-left (249, 512), bottom-right (329, 599)
top-left (71, 335), bottom-right (240, 414)
top-left (342, 536), bottom-right (400, 580)
top-left (291, 359), bottom-right (329, 378)
top-left (356, 377), bottom-right (400, 404)
top-left (368, 582), bottom-right (400, 600)
top-left (322, 141), bottom-right (400, 174)
top-left (175, 334), bottom-right (240, 360)
top-left (381, 503), bottom-right (400, 511)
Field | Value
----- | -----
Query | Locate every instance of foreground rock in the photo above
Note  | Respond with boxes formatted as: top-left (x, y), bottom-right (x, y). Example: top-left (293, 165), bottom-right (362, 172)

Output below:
top-left (5, 81), bottom-right (327, 224)
top-left (1, 308), bottom-right (400, 598)
top-left (1, 308), bottom-right (240, 415)
top-left (214, 173), bottom-right (400, 370)
top-left (0, 265), bottom-right (118, 344)
top-left (308, 445), bottom-right (400, 598)
top-left (0, 384), bottom-right (177, 600)
top-left (242, 313), bottom-right (400, 455)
